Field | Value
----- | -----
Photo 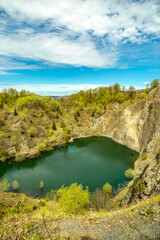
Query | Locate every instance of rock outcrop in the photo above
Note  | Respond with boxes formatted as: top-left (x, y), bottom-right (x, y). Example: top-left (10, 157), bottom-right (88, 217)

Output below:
top-left (98, 87), bottom-right (160, 204)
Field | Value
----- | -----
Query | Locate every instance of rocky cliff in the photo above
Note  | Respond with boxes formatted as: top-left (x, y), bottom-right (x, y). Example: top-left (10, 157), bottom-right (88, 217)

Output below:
top-left (96, 87), bottom-right (160, 204)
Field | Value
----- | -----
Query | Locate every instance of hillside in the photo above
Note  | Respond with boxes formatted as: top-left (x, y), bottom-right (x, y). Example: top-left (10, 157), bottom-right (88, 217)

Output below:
top-left (0, 85), bottom-right (160, 239)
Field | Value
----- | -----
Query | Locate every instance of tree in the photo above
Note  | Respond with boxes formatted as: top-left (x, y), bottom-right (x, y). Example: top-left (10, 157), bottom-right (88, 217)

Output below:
top-left (52, 121), bottom-right (56, 130)
top-left (113, 83), bottom-right (121, 94)
top-left (57, 183), bottom-right (90, 213)
top-left (115, 92), bottom-right (125, 103)
top-left (14, 109), bottom-right (18, 116)
top-left (151, 79), bottom-right (160, 89)
top-left (0, 178), bottom-right (10, 191)
top-left (12, 180), bottom-right (20, 190)
top-left (125, 168), bottom-right (135, 179)
top-left (128, 86), bottom-right (136, 100)
top-left (103, 182), bottom-right (112, 195)
top-left (40, 181), bottom-right (44, 189)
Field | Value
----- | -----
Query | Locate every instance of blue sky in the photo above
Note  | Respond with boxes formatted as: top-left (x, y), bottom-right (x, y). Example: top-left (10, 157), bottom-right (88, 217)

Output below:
top-left (0, 0), bottom-right (160, 95)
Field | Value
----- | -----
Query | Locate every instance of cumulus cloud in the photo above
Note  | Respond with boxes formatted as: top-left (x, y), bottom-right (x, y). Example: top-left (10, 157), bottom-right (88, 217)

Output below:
top-left (0, 0), bottom-right (159, 69)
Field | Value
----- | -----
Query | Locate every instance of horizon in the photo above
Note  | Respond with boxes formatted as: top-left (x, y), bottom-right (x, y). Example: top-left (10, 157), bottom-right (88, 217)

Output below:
top-left (0, 0), bottom-right (160, 96)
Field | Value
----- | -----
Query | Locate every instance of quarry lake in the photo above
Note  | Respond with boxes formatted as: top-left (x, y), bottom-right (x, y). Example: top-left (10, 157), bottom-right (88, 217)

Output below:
top-left (0, 137), bottom-right (138, 197)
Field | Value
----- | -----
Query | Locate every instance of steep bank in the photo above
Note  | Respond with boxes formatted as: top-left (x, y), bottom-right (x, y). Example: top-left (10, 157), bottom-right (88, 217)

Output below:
top-left (0, 88), bottom-right (160, 204)
top-left (95, 87), bottom-right (160, 204)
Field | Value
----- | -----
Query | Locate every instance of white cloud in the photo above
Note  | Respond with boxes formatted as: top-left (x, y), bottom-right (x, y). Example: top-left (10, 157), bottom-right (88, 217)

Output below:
top-left (0, 83), bottom-right (144, 96)
top-left (0, 0), bottom-right (159, 69)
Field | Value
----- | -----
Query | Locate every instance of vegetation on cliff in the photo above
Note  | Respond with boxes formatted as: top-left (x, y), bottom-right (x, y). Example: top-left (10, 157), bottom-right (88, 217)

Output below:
top-left (0, 79), bottom-right (159, 163)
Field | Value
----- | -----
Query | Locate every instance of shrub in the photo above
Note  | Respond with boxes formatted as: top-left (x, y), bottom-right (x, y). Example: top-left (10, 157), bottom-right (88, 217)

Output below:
top-left (115, 92), bottom-right (125, 103)
top-left (90, 189), bottom-right (104, 210)
top-left (52, 122), bottom-right (56, 130)
top-left (125, 168), bottom-right (135, 179)
top-left (0, 178), bottom-right (10, 191)
top-left (141, 92), bottom-right (148, 99)
top-left (12, 180), bottom-right (20, 190)
top-left (28, 126), bottom-right (38, 137)
top-left (57, 183), bottom-right (90, 214)
top-left (14, 109), bottom-right (18, 116)
top-left (103, 182), bottom-right (112, 195)
top-left (37, 143), bottom-right (46, 152)
top-left (40, 181), bottom-right (44, 189)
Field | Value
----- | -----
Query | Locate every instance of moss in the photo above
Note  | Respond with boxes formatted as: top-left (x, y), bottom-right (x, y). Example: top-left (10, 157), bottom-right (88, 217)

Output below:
top-left (135, 180), bottom-right (146, 192)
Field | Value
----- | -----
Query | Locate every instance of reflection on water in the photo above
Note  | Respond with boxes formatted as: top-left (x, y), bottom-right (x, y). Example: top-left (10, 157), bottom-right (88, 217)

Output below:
top-left (0, 136), bottom-right (138, 197)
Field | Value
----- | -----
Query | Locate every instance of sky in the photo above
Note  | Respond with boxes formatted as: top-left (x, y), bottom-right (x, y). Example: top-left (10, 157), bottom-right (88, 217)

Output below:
top-left (0, 0), bottom-right (160, 96)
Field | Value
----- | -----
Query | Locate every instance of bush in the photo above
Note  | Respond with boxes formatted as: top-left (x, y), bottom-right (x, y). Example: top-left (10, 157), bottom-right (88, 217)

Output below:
top-left (0, 178), bottom-right (10, 191)
top-left (40, 181), bottom-right (44, 189)
top-left (52, 122), bottom-right (56, 130)
top-left (28, 126), bottom-right (38, 137)
top-left (103, 182), bottom-right (112, 195)
top-left (12, 180), bottom-right (20, 190)
top-left (57, 183), bottom-right (90, 214)
top-left (14, 109), bottom-right (18, 116)
top-left (115, 92), bottom-right (125, 103)
top-left (125, 168), bottom-right (135, 179)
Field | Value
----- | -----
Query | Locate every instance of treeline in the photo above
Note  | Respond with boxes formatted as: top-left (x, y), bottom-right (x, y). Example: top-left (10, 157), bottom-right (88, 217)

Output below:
top-left (60, 78), bottom-right (160, 109)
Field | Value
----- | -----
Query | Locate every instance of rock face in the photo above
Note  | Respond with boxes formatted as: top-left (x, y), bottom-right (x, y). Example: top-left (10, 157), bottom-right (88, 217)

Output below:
top-left (98, 87), bottom-right (160, 156)
top-left (98, 87), bottom-right (160, 204)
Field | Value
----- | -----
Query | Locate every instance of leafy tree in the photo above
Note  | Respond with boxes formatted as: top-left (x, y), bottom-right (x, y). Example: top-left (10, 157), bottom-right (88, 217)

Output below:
top-left (52, 121), bottom-right (56, 130)
top-left (12, 180), bottom-right (20, 190)
top-left (113, 83), bottom-right (121, 94)
top-left (57, 183), bottom-right (90, 213)
top-left (0, 178), bottom-right (10, 191)
top-left (141, 92), bottom-right (148, 99)
top-left (14, 109), bottom-right (18, 116)
top-left (40, 181), bottom-right (44, 189)
top-left (125, 168), bottom-right (134, 179)
top-left (128, 86), bottom-right (136, 100)
top-left (151, 79), bottom-right (160, 89)
top-left (115, 92), bottom-right (125, 103)
top-left (103, 182), bottom-right (112, 195)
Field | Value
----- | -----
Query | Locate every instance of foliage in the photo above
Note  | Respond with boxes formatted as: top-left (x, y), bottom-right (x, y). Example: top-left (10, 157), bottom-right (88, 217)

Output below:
top-left (151, 79), bottom-right (160, 89)
top-left (103, 182), bottom-right (112, 195)
top-left (12, 180), bottom-right (20, 190)
top-left (57, 183), bottom-right (90, 214)
top-left (125, 168), bottom-right (135, 179)
top-left (52, 121), bottom-right (56, 130)
top-left (40, 181), bottom-right (44, 189)
top-left (28, 126), bottom-right (38, 137)
top-left (115, 92), bottom-right (125, 103)
top-left (0, 178), bottom-right (10, 192)
top-left (14, 109), bottom-right (18, 116)
top-left (141, 92), bottom-right (148, 99)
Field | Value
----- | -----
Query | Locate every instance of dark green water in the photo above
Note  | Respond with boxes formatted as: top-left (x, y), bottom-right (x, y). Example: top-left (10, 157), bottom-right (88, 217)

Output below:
top-left (0, 137), bottom-right (138, 197)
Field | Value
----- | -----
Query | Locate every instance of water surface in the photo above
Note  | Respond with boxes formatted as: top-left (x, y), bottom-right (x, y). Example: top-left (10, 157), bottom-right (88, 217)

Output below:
top-left (0, 136), bottom-right (138, 196)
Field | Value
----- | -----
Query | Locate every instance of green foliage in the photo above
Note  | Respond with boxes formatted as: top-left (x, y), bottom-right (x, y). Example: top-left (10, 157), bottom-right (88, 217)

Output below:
top-left (103, 182), bottom-right (112, 195)
top-left (125, 168), bottom-right (135, 179)
top-left (52, 121), bottom-right (56, 130)
top-left (28, 126), bottom-right (38, 137)
top-left (115, 92), bottom-right (125, 103)
top-left (113, 83), bottom-right (121, 94)
top-left (40, 181), bottom-right (44, 189)
top-left (135, 180), bottom-right (146, 192)
top-left (60, 120), bottom-right (65, 128)
top-left (12, 180), bottom-right (20, 190)
top-left (141, 92), bottom-right (148, 99)
top-left (0, 178), bottom-right (10, 192)
top-left (57, 183), bottom-right (90, 214)
top-left (0, 119), bottom-right (5, 127)
top-left (151, 79), bottom-right (160, 89)
top-left (14, 109), bottom-right (18, 116)
top-left (128, 86), bottom-right (136, 100)
top-left (16, 94), bottom-right (61, 114)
